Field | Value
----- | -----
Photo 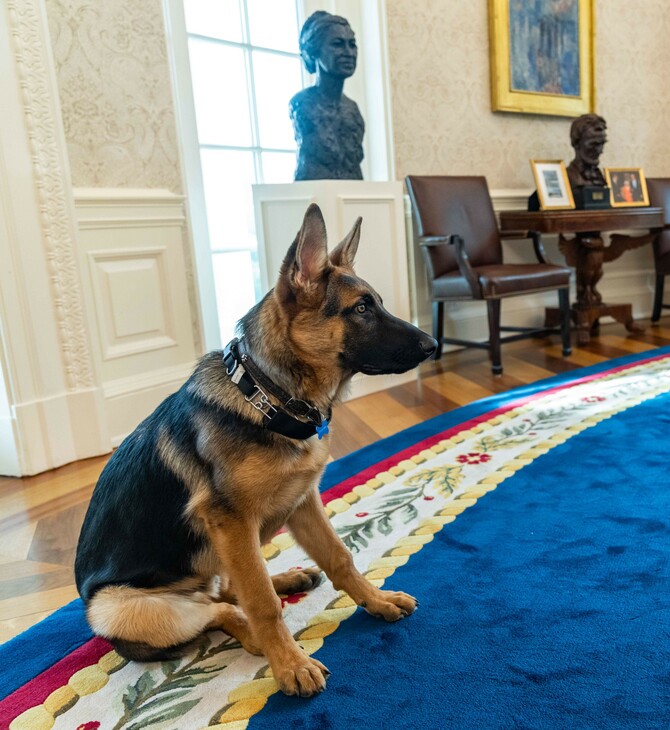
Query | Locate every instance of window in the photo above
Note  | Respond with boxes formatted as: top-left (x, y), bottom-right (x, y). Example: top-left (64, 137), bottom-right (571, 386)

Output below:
top-left (182, 0), bottom-right (304, 344)
top-left (167, 0), bottom-right (393, 350)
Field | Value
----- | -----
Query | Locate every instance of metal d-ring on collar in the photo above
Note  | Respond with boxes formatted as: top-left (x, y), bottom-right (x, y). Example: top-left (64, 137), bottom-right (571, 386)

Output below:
top-left (222, 338), bottom-right (331, 440)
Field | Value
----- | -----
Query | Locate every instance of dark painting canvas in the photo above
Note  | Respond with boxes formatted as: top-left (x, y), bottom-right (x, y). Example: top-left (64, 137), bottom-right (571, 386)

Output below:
top-left (509, 0), bottom-right (580, 97)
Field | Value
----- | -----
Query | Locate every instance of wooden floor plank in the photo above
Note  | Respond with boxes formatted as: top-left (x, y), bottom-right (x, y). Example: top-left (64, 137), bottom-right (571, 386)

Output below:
top-left (422, 371), bottom-right (493, 406)
top-left (345, 391), bottom-right (423, 439)
top-left (0, 321), bottom-right (667, 641)
top-left (595, 335), bottom-right (657, 353)
top-left (544, 344), bottom-right (608, 367)
top-left (0, 611), bottom-right (54, 644)
top-left (329, 404), bottom-right (381, 460)
top-left (0, 585), bottom-right (79, 622)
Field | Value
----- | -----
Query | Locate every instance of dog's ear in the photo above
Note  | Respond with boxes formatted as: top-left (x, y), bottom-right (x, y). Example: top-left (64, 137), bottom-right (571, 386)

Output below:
top-left (294, 204), bottom-right (329, 287)
top-left (276, 204), bottom-right (330, 305)
top-left (329, 216), bottom-right (362, 269)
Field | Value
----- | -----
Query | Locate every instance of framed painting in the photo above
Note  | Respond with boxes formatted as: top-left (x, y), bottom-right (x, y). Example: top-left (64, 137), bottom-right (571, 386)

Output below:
top-left (530, 160), bottom-right (575, 210)
top-left (489, 0), bottom-right (594, 117)
top-left (605, 168), bottom-right (650, 207)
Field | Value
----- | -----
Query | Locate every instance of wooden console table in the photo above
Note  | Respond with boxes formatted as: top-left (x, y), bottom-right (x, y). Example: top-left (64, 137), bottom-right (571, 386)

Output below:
top-left (499, 207), bottom-right (663, 345)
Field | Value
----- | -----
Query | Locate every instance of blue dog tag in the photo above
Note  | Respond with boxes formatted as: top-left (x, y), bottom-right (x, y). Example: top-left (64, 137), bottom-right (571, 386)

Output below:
top-left (316, 419), bottom-right (329, 440)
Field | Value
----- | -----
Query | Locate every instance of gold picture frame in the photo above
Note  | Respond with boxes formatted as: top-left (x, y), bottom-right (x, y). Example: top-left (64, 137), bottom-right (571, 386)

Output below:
top-left (605, 168), bottom-right (650, 208)
top-left (530, 160), bottom-right (575, 210)
top-left (489, 0), bottom-right (595, 117)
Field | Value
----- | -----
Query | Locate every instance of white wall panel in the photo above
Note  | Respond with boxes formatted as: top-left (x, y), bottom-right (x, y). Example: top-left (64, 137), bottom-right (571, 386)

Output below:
top-left (74, 189), bottom-right (199, 445)
top-left (253, 180), bottom-right (415, 400)
top-left (89, 248), bottom-right (177, 360)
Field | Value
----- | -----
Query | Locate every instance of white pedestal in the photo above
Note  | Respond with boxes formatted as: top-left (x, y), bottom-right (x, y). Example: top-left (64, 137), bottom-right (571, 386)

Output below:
top-left (252, 181), bottom-right (416, 401)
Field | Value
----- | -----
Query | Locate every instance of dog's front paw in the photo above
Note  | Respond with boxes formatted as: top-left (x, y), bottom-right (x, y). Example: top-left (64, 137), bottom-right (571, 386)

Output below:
top-left (361, 590), bottom-right (417, 622)
top-left (274, 655), bottom-right (330, 697)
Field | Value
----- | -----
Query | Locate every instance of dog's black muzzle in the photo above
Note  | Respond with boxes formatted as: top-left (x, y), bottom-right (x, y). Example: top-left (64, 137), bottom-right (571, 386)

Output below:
top-left (343, 313), bottom-right (437, 375)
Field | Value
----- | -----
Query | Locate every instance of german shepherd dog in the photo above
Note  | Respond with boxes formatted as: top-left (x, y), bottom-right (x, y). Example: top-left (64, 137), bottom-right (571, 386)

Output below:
top-left (75, 204), bottom-right (437, 697)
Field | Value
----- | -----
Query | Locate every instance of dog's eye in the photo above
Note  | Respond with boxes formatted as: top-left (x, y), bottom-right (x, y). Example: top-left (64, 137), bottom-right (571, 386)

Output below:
top-left (355, 303), bottom-right (367, 314)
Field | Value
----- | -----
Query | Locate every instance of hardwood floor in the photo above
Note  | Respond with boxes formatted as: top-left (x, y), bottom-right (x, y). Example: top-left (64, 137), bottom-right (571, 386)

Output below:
top-left (1, 320), bottom-right (669, 643)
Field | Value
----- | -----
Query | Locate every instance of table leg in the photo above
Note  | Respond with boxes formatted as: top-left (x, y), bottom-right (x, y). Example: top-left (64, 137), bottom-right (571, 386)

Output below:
top-left (546, 302), bottom-right (644, 346)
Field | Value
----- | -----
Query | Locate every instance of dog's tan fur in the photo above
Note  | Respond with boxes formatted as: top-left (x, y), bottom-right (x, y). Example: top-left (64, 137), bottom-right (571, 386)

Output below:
top-left (82, 206), bottom-right (427, 696)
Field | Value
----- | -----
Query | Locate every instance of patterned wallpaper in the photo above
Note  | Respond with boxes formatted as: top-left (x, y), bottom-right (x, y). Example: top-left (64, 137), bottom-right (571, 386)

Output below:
top-left (44, 0), bottom-right (181, 191)
top-left (43, 1), bottom-right (670, 193)
top-left (385, 0), bottom-right (670, 188)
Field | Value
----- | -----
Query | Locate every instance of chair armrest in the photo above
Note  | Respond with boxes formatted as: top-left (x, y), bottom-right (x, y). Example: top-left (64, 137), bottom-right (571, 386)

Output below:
top-left (417, 234), bottom-right (480, 298)
top-left (448, 235), bottom-right (481, 298)
top-left (418, 235), bottom-right (455, 247)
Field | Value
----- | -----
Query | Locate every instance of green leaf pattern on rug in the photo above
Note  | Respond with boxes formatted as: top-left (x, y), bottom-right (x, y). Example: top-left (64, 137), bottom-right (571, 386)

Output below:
top-left (404, 464), bottom-right (464, 495)
top-left (475, 402), bottom-right (595, 452)
top-left (337, 466), bottom-right (463, 553)
top-left (112, 635), bottom-right (239, 730)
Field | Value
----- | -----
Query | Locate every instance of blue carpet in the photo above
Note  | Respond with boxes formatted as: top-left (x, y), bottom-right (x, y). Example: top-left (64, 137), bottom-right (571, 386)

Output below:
top-left (255, 390), bottom-right (670, 729)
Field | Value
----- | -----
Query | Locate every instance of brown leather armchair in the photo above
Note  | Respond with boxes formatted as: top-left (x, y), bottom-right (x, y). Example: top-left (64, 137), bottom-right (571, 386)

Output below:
top-left (406, 175), bottom-right (572, 374)
top-left (646, 178), bottom-right (670, 322)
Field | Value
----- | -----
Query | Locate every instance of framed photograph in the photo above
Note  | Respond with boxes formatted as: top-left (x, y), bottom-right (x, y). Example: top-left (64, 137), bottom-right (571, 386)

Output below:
top-left (489, 0), bottom-right (595, 117)
top-left (605, 168), bottom-right (649, 207)
top-left (530, 160), bottom-right (575, 210)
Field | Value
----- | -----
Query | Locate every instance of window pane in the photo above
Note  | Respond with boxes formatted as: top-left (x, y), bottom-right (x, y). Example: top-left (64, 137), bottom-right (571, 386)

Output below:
top-left (261, 151), bottom-right (296, 183)
top-left (253, 51), bottom-right (301, 149)
top-left (200, 149), bottom-right (256, 251)
top-left (184, 0), bottom-right (242, 42)
top-left (188, 39), bottom-right (251, 146)
top-left (247, 0), bottom-right (299, 53)
top-left (212, 251), bottom-right (256, 342)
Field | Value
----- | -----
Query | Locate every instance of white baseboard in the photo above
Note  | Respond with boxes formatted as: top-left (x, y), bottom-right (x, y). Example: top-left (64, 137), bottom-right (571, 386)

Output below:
top-left (0, 416), bottom-right (20, 476)
top-left (10, 386), bottom-right (110, 476)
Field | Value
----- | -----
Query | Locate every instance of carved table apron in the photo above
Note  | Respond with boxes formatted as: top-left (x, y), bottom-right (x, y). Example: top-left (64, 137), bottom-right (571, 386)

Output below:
top-left (499, 208), bottom-right (663, 346)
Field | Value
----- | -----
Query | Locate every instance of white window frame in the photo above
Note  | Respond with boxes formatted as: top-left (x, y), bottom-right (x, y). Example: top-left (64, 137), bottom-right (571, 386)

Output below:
top-left (163, 0), bottom-right (394, 350)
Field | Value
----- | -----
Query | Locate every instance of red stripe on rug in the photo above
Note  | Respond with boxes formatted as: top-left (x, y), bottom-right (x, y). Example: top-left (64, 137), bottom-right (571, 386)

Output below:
top-left (318, 351), bottom-right (669, 504)
top-left (0, 636), bottom-right (113, 727)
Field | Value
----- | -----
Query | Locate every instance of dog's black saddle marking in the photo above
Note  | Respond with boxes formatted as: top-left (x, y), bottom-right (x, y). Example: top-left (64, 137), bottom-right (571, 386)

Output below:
top-left (223, 338), bottom-right (331, 441)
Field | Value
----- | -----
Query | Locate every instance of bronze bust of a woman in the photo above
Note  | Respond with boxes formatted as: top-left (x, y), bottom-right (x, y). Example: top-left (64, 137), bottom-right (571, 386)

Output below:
top-left (290, 11), bottom-right (365, 181)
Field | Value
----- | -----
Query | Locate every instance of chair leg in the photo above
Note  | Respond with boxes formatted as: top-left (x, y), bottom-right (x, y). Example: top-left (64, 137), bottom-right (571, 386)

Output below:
top-left (432, 301), bottom-right (444, 359)
top-left (652, 274), bottom-right (665, 323)
top-left (558, 287), bottom-right (572, 355)
top-left (486, 299), bottom-right (502, 375)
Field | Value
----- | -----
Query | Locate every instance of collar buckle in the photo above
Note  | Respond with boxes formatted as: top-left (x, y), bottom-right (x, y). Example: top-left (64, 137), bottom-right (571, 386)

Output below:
top-left (245, 384), bottom-right (277, 420)
top-left (286, 397), bottom-right (323, 425)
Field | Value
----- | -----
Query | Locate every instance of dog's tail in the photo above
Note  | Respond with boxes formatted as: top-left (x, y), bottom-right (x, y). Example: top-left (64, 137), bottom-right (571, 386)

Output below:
top-left (111, 637), bottom-right (195, 662)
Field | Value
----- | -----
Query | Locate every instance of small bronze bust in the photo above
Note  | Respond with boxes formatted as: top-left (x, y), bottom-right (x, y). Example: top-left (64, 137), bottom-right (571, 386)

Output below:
top-left (566, 114), bottom-right (608, 190)
top-left (290, 11), bottom-right (365, 181)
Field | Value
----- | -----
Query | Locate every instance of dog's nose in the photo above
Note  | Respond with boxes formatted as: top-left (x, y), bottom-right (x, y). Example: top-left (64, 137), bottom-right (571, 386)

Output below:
top-left (420, 337), bottom-right (438, 356)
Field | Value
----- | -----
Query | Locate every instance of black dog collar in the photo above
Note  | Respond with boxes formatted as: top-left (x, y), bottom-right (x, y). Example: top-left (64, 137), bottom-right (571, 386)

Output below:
top-left (223, 338), bottom-right (331, 441)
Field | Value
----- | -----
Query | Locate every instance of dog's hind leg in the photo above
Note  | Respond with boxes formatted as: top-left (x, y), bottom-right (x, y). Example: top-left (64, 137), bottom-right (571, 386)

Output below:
top-left (271, 567), bottom-right (322, 595)
top-left (87, 584), bottom-right (261, 661)
top-left (207, 602), bottom-right (262, 655)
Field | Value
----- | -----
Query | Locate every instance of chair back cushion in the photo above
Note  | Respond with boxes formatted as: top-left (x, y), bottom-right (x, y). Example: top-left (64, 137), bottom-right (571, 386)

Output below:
top-left (405, 176), bottom-right (502, 278)
top-left (647, 178), bottom-right (670, 266)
